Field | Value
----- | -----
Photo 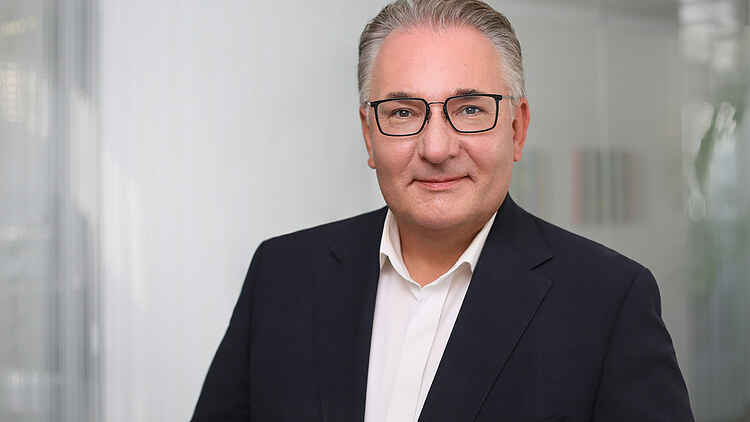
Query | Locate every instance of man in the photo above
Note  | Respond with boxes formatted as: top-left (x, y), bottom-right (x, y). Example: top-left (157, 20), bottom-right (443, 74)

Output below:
top-left (193, 0), bottom-right (694, 420)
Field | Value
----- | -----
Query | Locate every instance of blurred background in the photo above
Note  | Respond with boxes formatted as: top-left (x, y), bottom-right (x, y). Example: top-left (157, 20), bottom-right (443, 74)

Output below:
top-left (1, 0), bottom-right (748, 421)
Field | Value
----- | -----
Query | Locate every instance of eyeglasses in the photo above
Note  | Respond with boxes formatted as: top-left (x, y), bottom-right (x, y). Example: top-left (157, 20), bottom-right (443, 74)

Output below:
top-left (366, 94), bottom-right (512, 137)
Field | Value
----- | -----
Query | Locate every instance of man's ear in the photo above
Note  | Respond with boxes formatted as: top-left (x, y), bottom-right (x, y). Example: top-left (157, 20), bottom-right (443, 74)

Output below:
top-left (511, 98), bottom-right (530, 162)
top-left (360, 106), bottom-right (376, 169)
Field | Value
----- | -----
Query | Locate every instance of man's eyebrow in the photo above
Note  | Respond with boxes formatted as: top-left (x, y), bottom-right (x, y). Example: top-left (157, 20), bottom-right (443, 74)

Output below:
top-left (453, 88), bottom-right (485, 96)
top-left (382, 88), bottom-right (486, 100)
top-left (384, 91), bottom-right (417, 99)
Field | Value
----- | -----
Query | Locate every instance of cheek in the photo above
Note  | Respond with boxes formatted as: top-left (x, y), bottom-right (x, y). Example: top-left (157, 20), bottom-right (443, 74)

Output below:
top-left (372, 140), bottom-right (415, 173)
top-left (469, 137), bottom-right (513, 172)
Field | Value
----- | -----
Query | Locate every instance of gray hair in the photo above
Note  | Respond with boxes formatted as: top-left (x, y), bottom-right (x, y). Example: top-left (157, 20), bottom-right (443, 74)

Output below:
top-left (357, 0), bottom-right (525, 107)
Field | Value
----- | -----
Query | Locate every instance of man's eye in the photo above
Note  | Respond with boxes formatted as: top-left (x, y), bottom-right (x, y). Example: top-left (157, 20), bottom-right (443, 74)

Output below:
top-left (459, 106), bottom-right (481, 115)
top-left (393, 109), bottom-right (413, 118)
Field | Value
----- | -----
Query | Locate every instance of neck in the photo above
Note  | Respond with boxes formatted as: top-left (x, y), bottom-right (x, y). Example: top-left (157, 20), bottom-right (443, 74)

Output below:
top-left (397, 217), bottom-right (488, 287)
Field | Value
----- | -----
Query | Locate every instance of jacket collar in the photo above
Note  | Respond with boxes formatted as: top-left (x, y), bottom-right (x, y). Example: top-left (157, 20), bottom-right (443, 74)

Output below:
top-left (314, 208), bottom-right (386, 422)
top-left (418, 195), bottom-right (553, 421)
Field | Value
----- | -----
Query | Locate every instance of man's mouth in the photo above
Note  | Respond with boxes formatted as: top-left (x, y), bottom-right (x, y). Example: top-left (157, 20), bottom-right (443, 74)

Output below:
top-left (414, 176), bottom-right (467, 190)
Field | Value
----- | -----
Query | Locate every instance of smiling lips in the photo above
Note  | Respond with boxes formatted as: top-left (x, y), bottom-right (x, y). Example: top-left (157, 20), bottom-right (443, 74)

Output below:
top-left (414, 176), bottom-right (468, 190)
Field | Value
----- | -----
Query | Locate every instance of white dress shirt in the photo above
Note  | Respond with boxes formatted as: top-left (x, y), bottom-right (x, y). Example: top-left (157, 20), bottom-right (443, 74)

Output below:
top-left (364, 210), bottom-right (497, 422)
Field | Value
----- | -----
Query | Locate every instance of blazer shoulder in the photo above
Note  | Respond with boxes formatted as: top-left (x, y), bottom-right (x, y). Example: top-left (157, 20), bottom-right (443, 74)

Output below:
top-left (523, 209), bottom-right (647, 282)
top-left (258, 207), bottom-right (387, 261)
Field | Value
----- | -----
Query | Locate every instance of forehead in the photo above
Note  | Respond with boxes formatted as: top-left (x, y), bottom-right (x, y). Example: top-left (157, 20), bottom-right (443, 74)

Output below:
top-left (370, 25), bottom-right (505, 99)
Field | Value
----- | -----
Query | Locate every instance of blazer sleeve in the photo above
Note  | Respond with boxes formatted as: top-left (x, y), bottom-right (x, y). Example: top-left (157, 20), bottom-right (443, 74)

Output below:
top-left (592, 267), bottom-right (694, 421)
top-left (191, 243), bottom-right (265, 421)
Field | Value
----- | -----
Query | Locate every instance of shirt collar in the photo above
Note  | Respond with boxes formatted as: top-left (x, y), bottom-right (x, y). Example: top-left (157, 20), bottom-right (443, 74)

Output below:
top-left (379, 210), bottom-right (497, 283)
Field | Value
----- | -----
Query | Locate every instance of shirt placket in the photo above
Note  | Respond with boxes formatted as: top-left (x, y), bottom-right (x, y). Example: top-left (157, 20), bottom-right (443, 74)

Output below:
top-left (384, 275), bottom-right (453, 422)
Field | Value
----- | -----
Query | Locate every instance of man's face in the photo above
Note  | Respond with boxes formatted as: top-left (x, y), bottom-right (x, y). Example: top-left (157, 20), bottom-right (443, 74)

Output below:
top-left (359, 25), bottom-right (530, 235)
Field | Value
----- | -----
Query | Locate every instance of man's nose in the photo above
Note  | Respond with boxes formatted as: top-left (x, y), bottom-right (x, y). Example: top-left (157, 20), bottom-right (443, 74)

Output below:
top-left (417, 103), bottom-right (460, 164)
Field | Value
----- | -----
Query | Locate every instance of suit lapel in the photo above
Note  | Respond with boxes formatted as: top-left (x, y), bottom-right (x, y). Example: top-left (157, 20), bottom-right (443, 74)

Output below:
top-left (314, 209), bottom-right (386, 422)
top-left (418, 197), bottom-right (554, 422)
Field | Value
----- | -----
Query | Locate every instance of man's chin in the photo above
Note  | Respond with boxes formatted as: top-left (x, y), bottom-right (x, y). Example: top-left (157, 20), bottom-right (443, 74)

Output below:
top-left (393, 208), bottom-right (486, 234)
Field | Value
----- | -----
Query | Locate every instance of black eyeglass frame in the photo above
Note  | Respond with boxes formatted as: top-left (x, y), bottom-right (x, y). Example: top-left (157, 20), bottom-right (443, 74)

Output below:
top-left (366, 93), bottom-right (513, 137)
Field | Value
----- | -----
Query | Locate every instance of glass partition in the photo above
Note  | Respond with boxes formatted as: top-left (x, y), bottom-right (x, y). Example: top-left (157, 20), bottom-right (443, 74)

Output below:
top-left (0, 0), bottom-right (100, 421)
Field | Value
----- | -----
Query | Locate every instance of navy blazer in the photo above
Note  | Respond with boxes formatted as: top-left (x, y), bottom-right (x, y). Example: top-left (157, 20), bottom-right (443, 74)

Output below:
top-left (192, 197), bottom-right (694, 421)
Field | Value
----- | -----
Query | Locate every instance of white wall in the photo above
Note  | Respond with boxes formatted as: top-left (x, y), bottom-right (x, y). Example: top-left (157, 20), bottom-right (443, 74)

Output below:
top-left (100, 1), bottom-right (387, 420)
